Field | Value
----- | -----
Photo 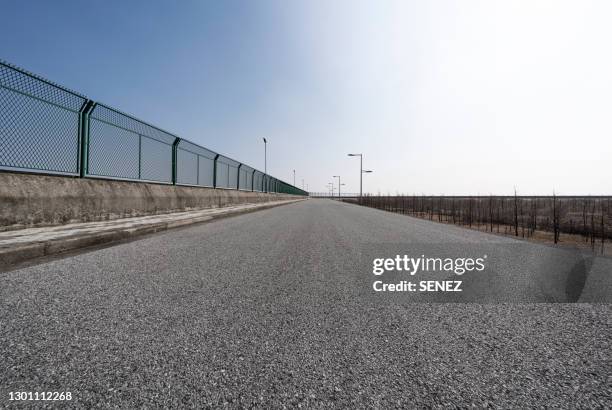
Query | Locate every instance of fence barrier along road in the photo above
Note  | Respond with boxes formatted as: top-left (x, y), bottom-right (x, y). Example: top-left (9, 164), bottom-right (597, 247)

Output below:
top-left (0, 60), bottom-right (307, 196)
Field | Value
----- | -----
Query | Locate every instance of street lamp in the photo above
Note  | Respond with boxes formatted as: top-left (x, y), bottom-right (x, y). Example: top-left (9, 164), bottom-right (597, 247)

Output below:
top-left (293, 169), bottom-right (296, 186)
top-left (333, 175), bottom-right (341, 198)
top-left (348, 153), bottom-right (374, 202)
top-left (263, 138), bottom-right (267, 192)
top-left (347, 154), bottom-right (362, 199)
top-left (263, 138), bottom-right (267, 175)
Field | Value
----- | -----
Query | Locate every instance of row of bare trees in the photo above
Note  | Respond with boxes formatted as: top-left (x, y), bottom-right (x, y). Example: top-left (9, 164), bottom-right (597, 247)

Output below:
top-left (351, 194), bottom-right (611, 253)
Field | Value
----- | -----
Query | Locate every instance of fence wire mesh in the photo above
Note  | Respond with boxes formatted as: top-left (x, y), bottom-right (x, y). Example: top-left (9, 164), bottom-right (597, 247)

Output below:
top-left (176, 140), bottom-right (216, 187)
top-left (0, 61), bottom-right (86, 174)
top-left (88, 104), bottom-right (174, 182)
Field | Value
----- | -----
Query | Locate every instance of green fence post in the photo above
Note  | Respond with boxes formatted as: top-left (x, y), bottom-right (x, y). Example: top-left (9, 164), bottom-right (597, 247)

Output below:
top-left (172, 138), bottom-right (181, 185)
top-left (77, 100), bottom-right (95, 178)
top-left (213, 154), bottom-right (220, 188)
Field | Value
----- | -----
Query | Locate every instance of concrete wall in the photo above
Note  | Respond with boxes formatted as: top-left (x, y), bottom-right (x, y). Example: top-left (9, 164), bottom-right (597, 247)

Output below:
top-left (0, 172), bottom-right (302, 231)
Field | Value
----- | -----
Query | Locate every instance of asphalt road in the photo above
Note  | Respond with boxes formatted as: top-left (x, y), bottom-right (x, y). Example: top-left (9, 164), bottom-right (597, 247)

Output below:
top-left (1, 199), bottom-right (610, 407)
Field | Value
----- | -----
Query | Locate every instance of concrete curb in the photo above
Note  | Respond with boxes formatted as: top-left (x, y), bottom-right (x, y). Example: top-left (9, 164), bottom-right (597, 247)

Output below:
top-left (0, 199), bottom-right (304, 271)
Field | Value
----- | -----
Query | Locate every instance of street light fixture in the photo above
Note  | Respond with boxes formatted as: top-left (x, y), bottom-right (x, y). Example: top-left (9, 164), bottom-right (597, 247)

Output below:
top-left (333, 175), bottom-right (341, 198)
top-left (348, 153), bottom-right (371, 201)
top-left (361, 170), bottom-right (372, 201)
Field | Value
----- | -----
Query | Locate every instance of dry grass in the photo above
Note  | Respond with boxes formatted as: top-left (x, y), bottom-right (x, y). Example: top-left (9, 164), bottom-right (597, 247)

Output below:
top-left (348, 200), bottom-right (612, 257)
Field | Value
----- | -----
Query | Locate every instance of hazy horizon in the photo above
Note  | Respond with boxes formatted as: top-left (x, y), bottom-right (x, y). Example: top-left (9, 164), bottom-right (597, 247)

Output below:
top-left (2, 0), bottom-right (611, 195)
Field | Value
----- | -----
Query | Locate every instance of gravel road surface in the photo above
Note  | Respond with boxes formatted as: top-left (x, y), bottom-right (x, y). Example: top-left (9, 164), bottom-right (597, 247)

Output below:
top-left (1, 199), bottom-right (610, 407)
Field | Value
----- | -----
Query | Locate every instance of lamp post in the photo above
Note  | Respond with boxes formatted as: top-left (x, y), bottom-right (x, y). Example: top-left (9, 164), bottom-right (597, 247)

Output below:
top-left (263, 138), bottom-right (267, 175)
top-left (348, 153), bottom-right (373, 203)
top-left (263, 138), bottom-right (267, 192)
top-left (293, 169), bottom-right (296, 186)
top-left (333, 175), bottom-right (341, 198)
top-left (348, 154), bottom-right (362, 199)
top-left (361, 169), bottom-right (372, 201)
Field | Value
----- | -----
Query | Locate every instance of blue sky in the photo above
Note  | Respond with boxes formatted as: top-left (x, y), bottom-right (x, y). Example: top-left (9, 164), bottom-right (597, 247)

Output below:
top-left (2, 0), bottom-right (611, 194)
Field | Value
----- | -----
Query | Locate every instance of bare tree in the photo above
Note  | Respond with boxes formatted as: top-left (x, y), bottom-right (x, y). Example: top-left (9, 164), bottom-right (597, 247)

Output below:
top-left (514, 188), bottom-right (519, 237)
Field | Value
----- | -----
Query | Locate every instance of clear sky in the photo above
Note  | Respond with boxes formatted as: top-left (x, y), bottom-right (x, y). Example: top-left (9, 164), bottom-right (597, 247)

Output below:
top-left (2, 0), bottom-right (611, 195)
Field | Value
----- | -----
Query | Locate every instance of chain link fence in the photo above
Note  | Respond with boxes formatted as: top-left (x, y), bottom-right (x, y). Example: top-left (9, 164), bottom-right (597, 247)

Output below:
top-left (176, 139), bottom-right (216, 187)
top-left (0, 61), bottom-right (86, 175)
top-left (0, 60), bottom-right (307, 196)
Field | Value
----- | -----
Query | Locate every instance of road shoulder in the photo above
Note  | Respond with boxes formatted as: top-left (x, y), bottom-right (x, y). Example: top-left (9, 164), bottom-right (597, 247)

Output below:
top-left (0, 199), bottom-right (305, 271)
